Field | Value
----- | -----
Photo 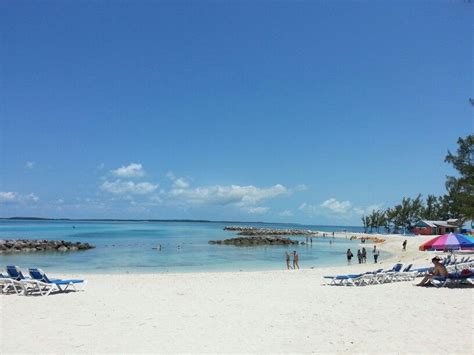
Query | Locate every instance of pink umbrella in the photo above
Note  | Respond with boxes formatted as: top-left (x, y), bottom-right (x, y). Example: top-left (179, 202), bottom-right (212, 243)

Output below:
top-left (419, 233), bottom-right (474, 251)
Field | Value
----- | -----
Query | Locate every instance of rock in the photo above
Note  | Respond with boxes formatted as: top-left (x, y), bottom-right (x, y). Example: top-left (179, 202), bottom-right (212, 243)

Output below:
top-left (0, 239), bottom-right (95, 253)
top-left (224, 226), bottom-right (318, 237)
top-left (209, 236), bottom-right (299, 246)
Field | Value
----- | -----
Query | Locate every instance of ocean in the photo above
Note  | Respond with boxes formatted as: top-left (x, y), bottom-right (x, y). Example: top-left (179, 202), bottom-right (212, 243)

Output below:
top-left (0, 220), bottom-right (382, 273)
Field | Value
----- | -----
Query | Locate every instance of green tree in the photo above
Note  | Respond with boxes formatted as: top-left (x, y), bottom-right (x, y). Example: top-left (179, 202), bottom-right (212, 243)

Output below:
top-left (421, 194), bottom-right (441, 220)
top-left (445, 135), bottom-right (474, 220)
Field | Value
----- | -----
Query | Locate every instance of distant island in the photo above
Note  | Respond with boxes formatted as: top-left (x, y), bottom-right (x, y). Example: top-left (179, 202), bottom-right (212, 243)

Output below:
top-left (0, 216), bottom-right (293, 225)
top-left (0, 217), bottom-right (361, 229)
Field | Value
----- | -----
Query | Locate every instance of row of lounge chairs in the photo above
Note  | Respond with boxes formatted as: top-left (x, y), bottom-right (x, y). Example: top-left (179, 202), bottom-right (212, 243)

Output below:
top-left (323, 263), bottom-right (417, 286)
top-left (441, 256), bottom-right (474, 267)
top-left (0, 265), bottom-right (87, 296)
top-left (323, 262), bottom-right (474, 287)
top-left (413, 257), bottom-right (474, 276)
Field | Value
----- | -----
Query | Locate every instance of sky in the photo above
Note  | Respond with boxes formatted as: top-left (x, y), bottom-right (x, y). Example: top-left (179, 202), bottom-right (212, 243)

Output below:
top-left (0, 1), bottom-right (472, 225)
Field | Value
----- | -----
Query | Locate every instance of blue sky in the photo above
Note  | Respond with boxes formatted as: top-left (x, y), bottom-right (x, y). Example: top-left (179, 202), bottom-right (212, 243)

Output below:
top-left (0, 1), bottom-right (472, 225)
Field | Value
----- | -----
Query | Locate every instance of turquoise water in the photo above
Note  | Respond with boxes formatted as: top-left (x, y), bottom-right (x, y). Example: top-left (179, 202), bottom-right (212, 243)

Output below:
top-left (0, 220), bottom-right (379, 273)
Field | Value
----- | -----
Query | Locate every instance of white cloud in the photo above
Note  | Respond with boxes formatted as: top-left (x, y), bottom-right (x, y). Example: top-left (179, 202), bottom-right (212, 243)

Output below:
top-left (278, 210), bottom-right (293, 217)
top-left (0, 191), bottom-right (17, 202)
top-left (299, 199), bottom-right (384, 221)
top-left (168, 184), bottom-right (288, 207)
top-left (320, 198), bottom-right (352, 214)
top-left (299, 202), bottom-right (318, 214)
top-left (96, 163), bottom-right (105, 170)
top-left (25, 161), bottom-right (35, 169)
top-left (353, 204), bottom-right (384, 216)
top-left (101, 180), bottom-right (158, 195)
top-left (26, 193), bottom-right (39, 202)
top-left (247, 207), bottom-right (269, 214)
top-left (111, 163), bottom-right (145, 178)
top-left (0, 191), bottom-right (39, 204)
top-left (173, 177), bottom-right (190, 189)
top-left (166, 171), bottom-right (176, 180)
top-left (293, 184), bottom-right (308, 192)
top-left (149, 195), bottom-right (163, 203)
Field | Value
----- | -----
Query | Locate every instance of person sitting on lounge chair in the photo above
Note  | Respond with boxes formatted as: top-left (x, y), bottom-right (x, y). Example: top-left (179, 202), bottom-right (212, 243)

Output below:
top-left (416, 256), bottom-right (449, 286)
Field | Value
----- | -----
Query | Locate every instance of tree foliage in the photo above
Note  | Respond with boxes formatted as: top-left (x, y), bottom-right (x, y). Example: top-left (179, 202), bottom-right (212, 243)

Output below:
top-left (444, 135), bottom-right (474, 220)
top-left (361, 135), bottom-right (473, 232)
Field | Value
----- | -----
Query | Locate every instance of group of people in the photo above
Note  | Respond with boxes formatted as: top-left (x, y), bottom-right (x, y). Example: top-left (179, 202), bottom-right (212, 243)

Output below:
top-left (285, 251), bottom-right (299, 269)
top-left (346, 245), bottom-right (380, 264)
top-left (357, 248), bottom-right (367, 263)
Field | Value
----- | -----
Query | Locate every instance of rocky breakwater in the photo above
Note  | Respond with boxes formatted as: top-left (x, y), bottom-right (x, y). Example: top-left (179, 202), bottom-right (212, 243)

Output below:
top-left (209, 236), bottom-right (299, 246)
top-left (224, 226), bottom-right (318, 236)
top-left (0, 239), bottom-right (95, 253)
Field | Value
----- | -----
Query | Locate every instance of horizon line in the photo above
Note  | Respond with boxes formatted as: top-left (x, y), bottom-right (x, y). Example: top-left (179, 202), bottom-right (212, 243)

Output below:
top-left (0, 216), bottom-right (362, 228)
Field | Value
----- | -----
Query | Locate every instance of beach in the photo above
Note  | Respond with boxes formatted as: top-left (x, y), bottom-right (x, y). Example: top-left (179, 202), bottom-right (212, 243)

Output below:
top-left (1, 234), bottom-right (473, 354)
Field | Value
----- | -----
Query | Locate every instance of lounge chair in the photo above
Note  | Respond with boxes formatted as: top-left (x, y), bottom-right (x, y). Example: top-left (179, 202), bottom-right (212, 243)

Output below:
top-left (429, 270), bottom-right (474, 288)
top-left (412, 266), bottom-right (431, 277)
top-left (392, 264), bottom-right (417, 282)
top-left (27, 268), bottom-right (87, 296)
top-left (1, 269), bottom-right (27, 295)
top-left (375, 263), bottom-right (403, 283)
top-left (323, 273), bottom-right (371, 286)
top-left (6, 265), bottom-right (30, 281)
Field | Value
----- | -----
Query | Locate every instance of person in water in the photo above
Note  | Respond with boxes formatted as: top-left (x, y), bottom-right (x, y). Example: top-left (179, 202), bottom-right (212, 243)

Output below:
top-left (346, 249), bottom-right (353, 264)
top-left (285, 251), bottom-right (291, 270)
top-left (373, 245), bottom-right (379, 263)
top-left (293, 251), bottom-right (299, 269)
top-left (416, 257), bottom-right (449, 286)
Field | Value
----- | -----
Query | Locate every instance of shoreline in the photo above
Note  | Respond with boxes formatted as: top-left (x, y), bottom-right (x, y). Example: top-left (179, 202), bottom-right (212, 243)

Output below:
top-left (1, 231), bottom-right (467, 275)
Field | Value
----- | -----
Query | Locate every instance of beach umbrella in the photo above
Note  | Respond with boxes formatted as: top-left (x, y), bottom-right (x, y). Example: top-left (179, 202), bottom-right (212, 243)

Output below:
top-left (418, 233), bottom-right (474, 251)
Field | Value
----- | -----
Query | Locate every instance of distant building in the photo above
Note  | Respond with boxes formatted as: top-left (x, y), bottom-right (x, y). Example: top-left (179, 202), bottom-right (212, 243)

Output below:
top-left (412, 219), bottom-right (461, 235)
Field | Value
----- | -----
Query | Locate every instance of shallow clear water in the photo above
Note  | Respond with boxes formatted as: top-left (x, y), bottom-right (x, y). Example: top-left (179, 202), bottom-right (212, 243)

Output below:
top-left (0, 220), bottom-right (384, 273)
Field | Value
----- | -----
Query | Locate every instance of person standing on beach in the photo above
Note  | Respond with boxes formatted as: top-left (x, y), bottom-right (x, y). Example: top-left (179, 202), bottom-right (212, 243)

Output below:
top-left (293, 251), bottom-right (299, 269)
top-left (373, 245), bottom-right (379, 263)
top-left (362, 247), bottom-right (367, 263)
top-left (285, 251), bottom-right (291, 270)
top-left (346, 249), bottom-right (353, 264)
top-left (357, 249), bottom-right (362, 264)
top-left (402, 240), bottom-right (407, 251)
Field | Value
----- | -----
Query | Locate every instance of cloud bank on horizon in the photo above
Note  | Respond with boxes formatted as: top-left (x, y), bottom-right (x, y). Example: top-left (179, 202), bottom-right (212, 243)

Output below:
top-left (0, 162), bottom-right (383, 224)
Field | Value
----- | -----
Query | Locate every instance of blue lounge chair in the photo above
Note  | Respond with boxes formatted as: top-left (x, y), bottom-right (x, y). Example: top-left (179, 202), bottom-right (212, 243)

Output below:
top-left (27, 268), bottom-right (87, 296)
top-left (393, 264), bottom-right (417, 281)
top-left (323, 273), bottom-right (372, 286)
top-left (430, 270), bottom-right (474, 288)
top-left (2, 267), bottom-right (30, 294)
top-left (375, 263), bottom-right (403, 283)
top-left (6, 265), bottom-right (30, 281)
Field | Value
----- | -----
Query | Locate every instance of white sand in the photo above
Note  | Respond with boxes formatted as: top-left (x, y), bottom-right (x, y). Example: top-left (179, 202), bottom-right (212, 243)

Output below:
top-left (1, 234), bottom-right (473, 354)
